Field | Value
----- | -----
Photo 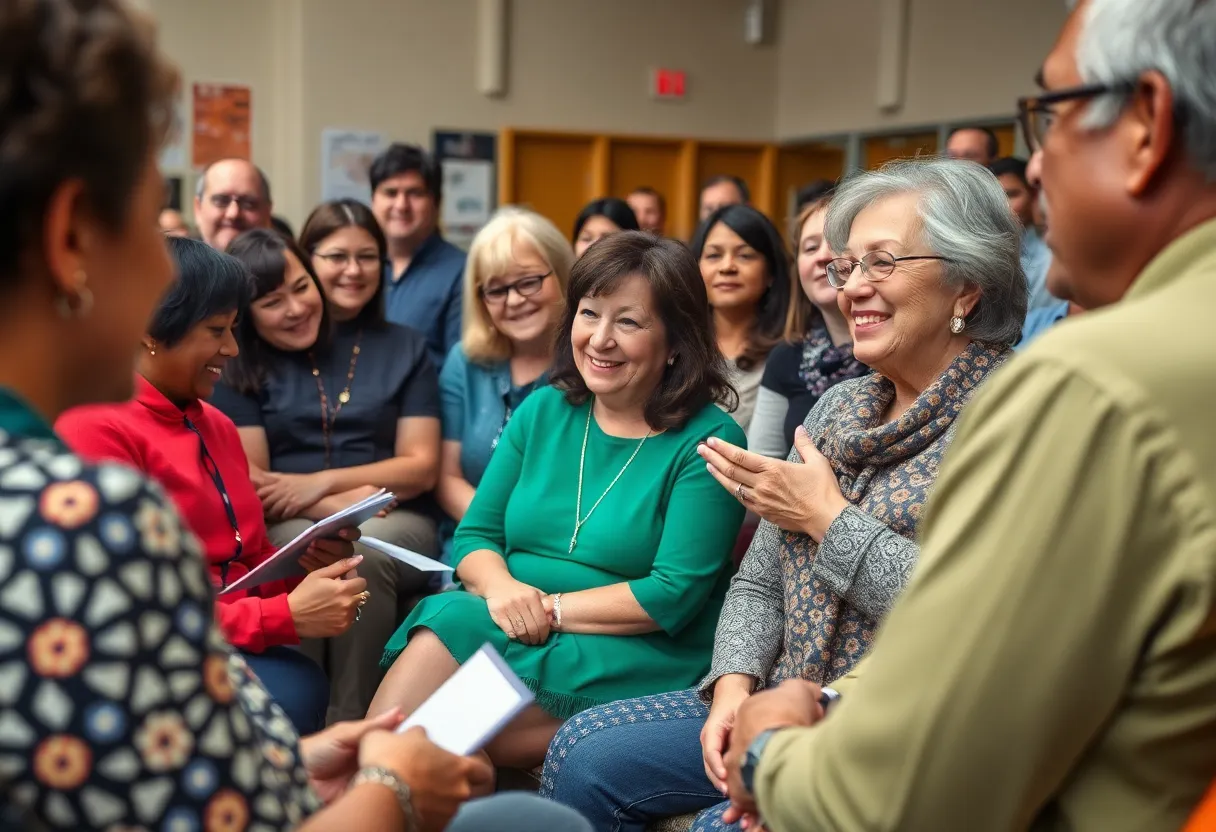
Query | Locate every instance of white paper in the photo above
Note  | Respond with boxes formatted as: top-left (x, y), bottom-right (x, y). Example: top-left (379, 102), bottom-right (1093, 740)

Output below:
top-left (441, 158), bottom-right (493, 228)
top-left (360, 537), bottom-right (453, 572)
top-left (218, 490), bottom-right (396, 595)
top-left (398, 645), bottom-right (534, 755)
top-left (321, 128), bottom-right (386, 204)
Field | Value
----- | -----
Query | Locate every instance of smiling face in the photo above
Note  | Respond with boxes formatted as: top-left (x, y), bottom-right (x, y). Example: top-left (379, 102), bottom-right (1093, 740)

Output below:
top-left (837, 192), bottom-right (975, 378)
top-left (371, 171), bottom-right (437, 248)
top-left (310, 225), bottom-right (382, 321)
top-left (571, 274), bottom-right (670, 410)
top-left (797, 207), bottom-right (838, 311)
top-left (249, 250), bottom-right (325, 352)
top-left (482, 240), bottom-right (563, 348)
top-left (194, 160), bottom-right (271, 251)
top-left (149, 312), bottom-right (240, 401)
top-left (699, 221), bottom-right (769, 313)
top-left (574, 215), bottom-right (623, 259)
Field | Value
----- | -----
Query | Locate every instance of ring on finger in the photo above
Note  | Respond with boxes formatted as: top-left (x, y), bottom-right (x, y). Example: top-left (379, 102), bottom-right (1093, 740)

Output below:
top-left (357, 591), bottom-right (371, 607)
top-left (735, 482), bottom-right (747, 502)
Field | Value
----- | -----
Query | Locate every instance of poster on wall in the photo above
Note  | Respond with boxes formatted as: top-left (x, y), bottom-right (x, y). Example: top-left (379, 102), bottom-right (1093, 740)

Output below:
top-left (192, 83), bottom-right (251, 168)
top-left (320, 129), bottom-right (386, 205)
top-left (433, 131), bottom-right (496, 250)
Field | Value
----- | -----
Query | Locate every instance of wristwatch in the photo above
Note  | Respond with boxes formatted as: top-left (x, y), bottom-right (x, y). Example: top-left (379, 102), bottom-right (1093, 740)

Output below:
top-left (741, 728), bottom-right (783, 795)
top-left (350, 766), bottom-right (418, 831)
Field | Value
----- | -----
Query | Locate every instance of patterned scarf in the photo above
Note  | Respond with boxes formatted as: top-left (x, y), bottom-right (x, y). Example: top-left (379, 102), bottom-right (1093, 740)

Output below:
top-left (768, 341), bottom-right (1009, 688)
top-left (797, 322), bottom-right (868, 401)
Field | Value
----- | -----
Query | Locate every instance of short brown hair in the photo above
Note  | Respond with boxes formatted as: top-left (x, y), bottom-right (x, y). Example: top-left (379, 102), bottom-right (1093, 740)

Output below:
top-left (783, 194), bottom-right (834, 340)
top-left (551, 231), bottom-right (737, 431)
top-left (0, 0), bottom-right (179, 288)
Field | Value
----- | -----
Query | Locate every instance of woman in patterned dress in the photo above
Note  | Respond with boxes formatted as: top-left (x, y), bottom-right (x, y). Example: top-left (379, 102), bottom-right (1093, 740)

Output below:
top-left (0, 2), bottom-right (593, 831)
top-left (541, 158), bottom-right (1029, 831)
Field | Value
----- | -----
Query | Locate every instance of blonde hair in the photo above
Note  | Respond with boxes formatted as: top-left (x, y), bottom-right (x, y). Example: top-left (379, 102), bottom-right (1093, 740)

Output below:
top-left (782, 196), bottom-right (833, 340)
top-left (461, 207), bottom-right (575, 363)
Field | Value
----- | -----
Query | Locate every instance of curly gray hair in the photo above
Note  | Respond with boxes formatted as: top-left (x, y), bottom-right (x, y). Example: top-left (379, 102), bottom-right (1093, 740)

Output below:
top-left (824, 157), bottom-right (1028, 346)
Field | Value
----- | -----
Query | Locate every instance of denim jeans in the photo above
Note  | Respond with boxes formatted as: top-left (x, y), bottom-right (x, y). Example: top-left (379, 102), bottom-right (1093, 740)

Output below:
top-left (241, 646), bottom-right (329, 735)
top-left (540, 689), bottom-right (739, 832)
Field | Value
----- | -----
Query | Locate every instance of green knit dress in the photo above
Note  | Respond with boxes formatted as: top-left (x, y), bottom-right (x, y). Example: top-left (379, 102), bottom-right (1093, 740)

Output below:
top-left (381, 386), bottom-right (746, 719)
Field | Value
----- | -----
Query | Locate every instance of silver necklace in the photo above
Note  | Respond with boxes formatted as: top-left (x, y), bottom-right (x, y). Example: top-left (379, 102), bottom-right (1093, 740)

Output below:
top-left (570, 404), bottom-right (652, 553)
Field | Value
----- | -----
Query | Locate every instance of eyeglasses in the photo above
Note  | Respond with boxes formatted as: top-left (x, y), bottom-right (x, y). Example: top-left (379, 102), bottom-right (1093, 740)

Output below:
top-left (480, 272), bottom-right (551, 305)
top-left (315, 251), bottom-right (383, 270)
top-left (826, 251), bottom-right (954, 289)
top-left (208, 193), bottom-right (263, 213)
top-left (1017, 81), bottom-right (1135, 152)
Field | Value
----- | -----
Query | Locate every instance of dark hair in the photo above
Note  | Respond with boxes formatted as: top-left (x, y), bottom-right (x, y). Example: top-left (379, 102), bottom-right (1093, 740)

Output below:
top-left (629, 187), bottom-right (666, 214)
top-left (987, 156), bottom-right (1030, 189)
top-left (572, 198), bottom-right (640, 242)
top-left (149, 237), bottom-right (251, 348)
top-left (270, 215), bottom-right (294, 239)
top-left (794, 179), bottom-right (836, 213)
top-left (298, 198), bottom-right (388, 327)
top-left (690, 204), bottom-right (791, 372)
top-left (551, 231), bottom-right (736, 431)
top-left (223, 228), bottom-right (333, 393)
top-left (0, 0), bottom-right (179, 289)
top-left (369, 143), bottom-right (442, 204)
top-left (701, 175), bottom-right (751, 204)
top-left (948, 126), bottom-right (1000, 160)
top-left (195, 161), bottom-right (272, 204)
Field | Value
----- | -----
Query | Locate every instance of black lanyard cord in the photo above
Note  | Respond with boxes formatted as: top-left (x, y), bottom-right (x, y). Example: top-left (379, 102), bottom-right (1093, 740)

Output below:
top-left (183, 417), bottom-right (244, 587)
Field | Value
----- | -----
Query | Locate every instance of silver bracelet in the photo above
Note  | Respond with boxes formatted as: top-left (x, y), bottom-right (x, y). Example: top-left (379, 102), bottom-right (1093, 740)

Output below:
top-left (552, 592), bottom-right (563, 629)
top-left (350, 765), bottom-right (417, 831)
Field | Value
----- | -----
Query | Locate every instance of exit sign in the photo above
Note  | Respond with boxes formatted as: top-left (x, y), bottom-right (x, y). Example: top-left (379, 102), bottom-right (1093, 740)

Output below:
top-left (652, 68), bottom-right (687, 100)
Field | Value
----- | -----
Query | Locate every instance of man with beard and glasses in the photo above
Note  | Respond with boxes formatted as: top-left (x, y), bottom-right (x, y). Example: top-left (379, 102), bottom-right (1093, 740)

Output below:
top-left (194, 158), bottom-right (273, 251)
top-left (718, 0), bottom-right (1216, 829)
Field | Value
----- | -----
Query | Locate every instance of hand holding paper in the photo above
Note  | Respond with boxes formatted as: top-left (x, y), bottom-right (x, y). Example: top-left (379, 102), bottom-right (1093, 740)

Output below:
top-left (397, 644), bottom-right (534, 755)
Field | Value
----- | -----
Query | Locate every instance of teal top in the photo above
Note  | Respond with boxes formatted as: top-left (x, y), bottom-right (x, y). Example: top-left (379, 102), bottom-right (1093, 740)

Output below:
top-left (383, 385), bottom-right (746, 718)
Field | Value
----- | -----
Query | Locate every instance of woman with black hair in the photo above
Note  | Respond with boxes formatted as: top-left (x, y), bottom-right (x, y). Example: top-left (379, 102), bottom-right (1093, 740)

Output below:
top-left (56, 237), bottom-right (363, 735)
top-left (572, 197), bottom-right (640, 258)
top-left (690, 205), bottom-right (792, 431)
top-left (214, 224), bottom-right (442, 724)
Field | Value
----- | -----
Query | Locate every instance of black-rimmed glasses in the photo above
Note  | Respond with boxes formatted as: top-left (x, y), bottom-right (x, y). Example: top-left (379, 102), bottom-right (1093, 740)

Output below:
top-left (826, 251), bottom-right (954, 289)
top-left (1017, 81), bottom-right (1135, 151)
top-left (480, 272), bottom-right (551, 305)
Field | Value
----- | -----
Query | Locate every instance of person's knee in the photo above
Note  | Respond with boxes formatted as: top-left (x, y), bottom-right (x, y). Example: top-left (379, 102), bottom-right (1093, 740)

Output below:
top-left (542, 704), bottom-right (636, 797)
top-left (449, 794), bottom-right (592, 832)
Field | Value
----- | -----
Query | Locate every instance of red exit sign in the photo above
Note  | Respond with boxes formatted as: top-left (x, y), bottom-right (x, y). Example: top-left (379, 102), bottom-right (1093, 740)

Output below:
top-left (652, 68), bottom-right (686, 100)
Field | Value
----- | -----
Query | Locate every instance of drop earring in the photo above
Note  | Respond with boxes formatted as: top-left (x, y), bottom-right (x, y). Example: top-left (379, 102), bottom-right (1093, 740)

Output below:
top-left (949, 315), bottom-right (966, 334)
top-left (55, 269), bottom-right (94, 319)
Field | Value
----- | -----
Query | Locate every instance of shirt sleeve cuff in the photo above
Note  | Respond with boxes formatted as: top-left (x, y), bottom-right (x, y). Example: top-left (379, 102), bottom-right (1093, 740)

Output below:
top-left (260, 593), bottom-right (299, 647)
top-left (813, 505), bottom-right (882, 597)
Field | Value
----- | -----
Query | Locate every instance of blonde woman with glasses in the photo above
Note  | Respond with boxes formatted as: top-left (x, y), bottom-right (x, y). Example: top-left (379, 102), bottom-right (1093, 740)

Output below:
top-left (433, 207), bottom-right (574, 564)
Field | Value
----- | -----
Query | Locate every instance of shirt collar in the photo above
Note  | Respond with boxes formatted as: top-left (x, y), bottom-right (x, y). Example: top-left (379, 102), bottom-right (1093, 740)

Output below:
top-left (0, 387), bottom-right (59, 443)
top-left (134, 374), bottom-right (205, 424)
top-left (1127, 216), bottom-right (1216, 302)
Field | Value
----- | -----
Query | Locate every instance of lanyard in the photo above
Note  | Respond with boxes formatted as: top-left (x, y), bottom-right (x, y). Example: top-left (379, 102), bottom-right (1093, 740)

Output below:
top-left (183, 417), bottom-right (244, 588)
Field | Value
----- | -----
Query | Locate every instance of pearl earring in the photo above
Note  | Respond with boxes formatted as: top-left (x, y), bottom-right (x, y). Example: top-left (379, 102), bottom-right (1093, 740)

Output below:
top-left (949, 315), bottom-right (966, 334)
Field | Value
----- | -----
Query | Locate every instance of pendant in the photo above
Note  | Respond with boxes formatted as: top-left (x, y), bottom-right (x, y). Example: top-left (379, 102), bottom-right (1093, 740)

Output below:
top-left (568, 532), bottom-right (577, 554)
top-left (338, 391), bottom-right (350, 404)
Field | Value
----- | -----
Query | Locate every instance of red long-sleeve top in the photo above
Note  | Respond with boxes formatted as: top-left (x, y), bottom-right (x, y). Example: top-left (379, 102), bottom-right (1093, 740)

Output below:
top-left (56, 375), bottom-right (299, 652)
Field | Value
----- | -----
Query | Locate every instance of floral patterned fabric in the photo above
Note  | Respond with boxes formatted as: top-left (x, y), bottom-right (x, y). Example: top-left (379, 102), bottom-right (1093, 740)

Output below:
top-left (0, 410), bottom-right (320, 831)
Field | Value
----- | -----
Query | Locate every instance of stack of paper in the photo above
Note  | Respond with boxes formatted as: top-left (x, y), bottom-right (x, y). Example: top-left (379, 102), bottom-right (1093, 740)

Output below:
top-left (219, 489), bottom-right (396, 595)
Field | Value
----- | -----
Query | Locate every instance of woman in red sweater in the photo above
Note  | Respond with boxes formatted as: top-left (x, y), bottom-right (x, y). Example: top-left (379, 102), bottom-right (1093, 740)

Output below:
top-left (57, 236), bottom-right (369, 733)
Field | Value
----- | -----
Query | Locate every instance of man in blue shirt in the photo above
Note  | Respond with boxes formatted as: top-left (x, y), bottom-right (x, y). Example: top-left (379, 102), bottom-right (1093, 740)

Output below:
top-left (989, 157), bottom-right (1058, 313)
top-left (370, 143), bottom-right (465, 369)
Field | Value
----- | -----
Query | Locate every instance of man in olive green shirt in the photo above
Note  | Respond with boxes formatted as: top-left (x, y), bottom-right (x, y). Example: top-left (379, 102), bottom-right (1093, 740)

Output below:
top-left (722, 1), bottom-right (1216, 829)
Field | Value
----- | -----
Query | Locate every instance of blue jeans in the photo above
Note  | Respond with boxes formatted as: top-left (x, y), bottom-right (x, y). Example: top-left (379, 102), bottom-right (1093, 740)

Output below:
top-left (540, 689), bottom-right (738, 832)
top-left (450, 793), bottom-right (592, 832)
top-left (241, 646), bottom-right (329, 735)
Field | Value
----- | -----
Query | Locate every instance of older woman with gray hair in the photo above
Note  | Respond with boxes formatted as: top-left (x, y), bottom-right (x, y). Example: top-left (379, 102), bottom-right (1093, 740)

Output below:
top-left (539, 157), bottom-right (1026, 832)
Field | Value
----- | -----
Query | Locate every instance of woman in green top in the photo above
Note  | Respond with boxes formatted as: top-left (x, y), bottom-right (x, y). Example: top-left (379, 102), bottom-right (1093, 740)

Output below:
top-left (372, 231), bottom-right (747, 768)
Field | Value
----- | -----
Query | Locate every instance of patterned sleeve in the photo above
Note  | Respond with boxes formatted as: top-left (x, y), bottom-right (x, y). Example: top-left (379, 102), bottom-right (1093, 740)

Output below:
top-left (0, 445), bottom-right (319, 830)
top-left (811, 505), bottom-right (921, 620)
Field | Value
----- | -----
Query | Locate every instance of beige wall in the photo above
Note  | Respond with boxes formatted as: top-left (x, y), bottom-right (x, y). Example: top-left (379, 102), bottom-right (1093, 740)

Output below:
top-left (146, 0), bottom-right (1068, 224)
top-left (775, 0), bottom-right (1069, 139)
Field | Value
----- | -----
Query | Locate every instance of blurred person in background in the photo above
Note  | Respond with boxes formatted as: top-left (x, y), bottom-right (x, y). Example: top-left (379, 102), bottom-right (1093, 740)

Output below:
top-left (370, 143), bottom-right (465, 369)
top-left (193, 158), bottom-right (273, 250)
top-left (699, 175), bottom-right (750, 222)
top-left (627, 186), bottom-right (667, 235)
top-left (944, 125), bottom-right (999, 164)
top-left (572, 197), bottom-right (639, 258)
